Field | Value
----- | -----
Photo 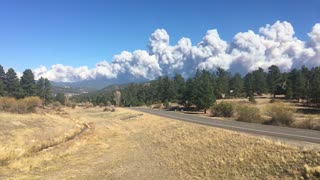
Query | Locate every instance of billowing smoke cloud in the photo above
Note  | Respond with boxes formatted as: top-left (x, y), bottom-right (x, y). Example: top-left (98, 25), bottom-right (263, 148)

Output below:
top-left (33, 21), bottom-right (320, 82)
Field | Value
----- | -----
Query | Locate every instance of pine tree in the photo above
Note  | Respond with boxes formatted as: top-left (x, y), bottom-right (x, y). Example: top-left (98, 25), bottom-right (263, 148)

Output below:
top-left (310, 67), bottom-right (320, 103)
top-left (229, 73), bottom-right (243, 97)
top-left (55, 93), bottom-right (66, 105)
top-left (252, 68), bottom-right (267, 95)
top-left (4, 68), bottom-right (22, 98)
top-left (44, 78), bottom-right (53, 104)
top-left (267, 65), bottom-right (282, 97)
top-left (192, 70), bottom-right (216, 113)
top-left (20, 69), bottom-right (36, 97)
top-left (182, 78), bottom-right (194, 108)
top-left (216, 67), bottom-right (230, 98)
top-left (244, 73), bottom-right (255, 97)
top-left (0, 65), bottom-right (6, 96)
top-left (36, 77), bottom-right (46, 102)
top-left (173, 74), bottom-right (185, 103)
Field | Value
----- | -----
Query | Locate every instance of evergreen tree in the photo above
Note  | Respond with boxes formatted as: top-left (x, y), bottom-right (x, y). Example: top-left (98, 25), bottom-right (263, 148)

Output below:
top-left (252, 68), bottom-right (267, 95)
top-left (244, 73), bottom-right (255, 97)
top-left (301, 66), bottom-right (311, 101)
top-left (288, 69), bottom-right (306, 100)
top-left (158, 76), bottom-right (175, 102)
top-left (216, 67), bottom-right (230, 98)
top-left (310, 67), bottom-right (320, 103)
top-left (0, 65), bottom-right (6, 96)
top-left (4, 68), bottom-right (22, 98)
top-left (44, 78), bottom-right (53, 104)
top-left (55, 93), bottom-right (66, 105)
top-left (229, 73), bottom-right (243, 97)
top-left (182, 78), bottom-right (194, 108)
top-left (173, 74), bottom-right (185, 103)
top-left (192, 70), bottom-right (216, 113)
top-left (20, 69), bottom-right (36, 97)
top-left (36, 77), bottom-right (45, 101)
top-left (267, 65), bottom-right (282, 97)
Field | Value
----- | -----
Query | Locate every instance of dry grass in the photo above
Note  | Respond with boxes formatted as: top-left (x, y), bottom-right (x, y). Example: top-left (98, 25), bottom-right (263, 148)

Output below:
top-left (0, 107), bottom-right (320, 179)
top-left (217, 98), bottom-right (320, 130)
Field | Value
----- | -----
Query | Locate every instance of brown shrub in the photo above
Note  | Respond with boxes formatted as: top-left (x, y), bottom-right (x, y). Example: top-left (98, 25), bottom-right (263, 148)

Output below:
top-left (52, 101), bottom-right (62, 111)
top-left (236, 105), bottom-right (263, 123)
top-left (265, 103), bottom-right (295, 126)
top-left (0, 96), bottom-right (42, 113)
top-left (297, 117), bottom-right (319, 130)
top-left (22, 96), bottom-right (42, 112)
top-left (83, 102), bottom-right (94, 109)
top-left (14, 96), bottom-right (42, 113)
top-left (103, 106), bottom-right (115, 112)
top-left (0, 97), bottom-right (16, 111)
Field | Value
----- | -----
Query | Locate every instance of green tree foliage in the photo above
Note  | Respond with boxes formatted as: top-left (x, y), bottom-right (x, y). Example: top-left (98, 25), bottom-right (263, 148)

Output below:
top-left (244, 73), bottom-right (255, 97)
top-left (55, 93), bottom-right (66, 105)
top-left (215, 67), bottom-right (230, 98)
top-left (0, 65), bottom-right (6, 96)
top-left (191, 70), bottom-right (216, 113)
top-left (36, 77), bottom-right (53, 104)
top-left (229, 73), bottom-right (243, 97)
top-left (36, 77), bottom-right (45, 100)
top-left (267, 65), bottom-right (282, 97)
top-left (309, 67), bottom-right (320, 103)
top-left (20, 69), bottom-right (36, 97)
top-left (252, 68), bottom-right (268, 95)
top-left (44, 78), bottom-right (53, 104)
top-left (4, 68), bottom-right (22, 98)
top-left (173, 74), bottom-right (186, 103)
top-left (158, 76), bottom-right (175, 102)
top-left (182, 78), bottom-right (194, 108)
top-left (287, 69), bottom-right (307, 100)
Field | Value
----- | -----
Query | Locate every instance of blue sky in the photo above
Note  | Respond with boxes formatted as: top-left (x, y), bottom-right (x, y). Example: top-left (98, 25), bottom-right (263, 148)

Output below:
top-left (0, 0), bottom-right (319, 72)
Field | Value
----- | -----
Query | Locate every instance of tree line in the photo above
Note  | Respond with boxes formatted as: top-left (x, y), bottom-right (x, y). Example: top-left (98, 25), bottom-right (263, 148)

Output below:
top-left (74, 65), bottom-right (320, 112)
top-left (0, 65), bottom-right (53, 104)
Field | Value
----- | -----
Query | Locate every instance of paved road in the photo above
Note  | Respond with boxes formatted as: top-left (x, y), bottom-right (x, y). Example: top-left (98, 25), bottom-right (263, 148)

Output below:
top-left (132, 107), bottom-right (320, 144)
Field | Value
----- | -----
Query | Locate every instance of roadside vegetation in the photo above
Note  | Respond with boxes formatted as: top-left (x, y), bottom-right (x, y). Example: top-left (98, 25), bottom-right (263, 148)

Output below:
top-left (0, 107), bottom-right (319, 179)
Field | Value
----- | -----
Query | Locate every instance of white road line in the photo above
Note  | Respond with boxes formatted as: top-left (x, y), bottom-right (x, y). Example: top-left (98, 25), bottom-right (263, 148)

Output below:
top-left (143, 110), bottom-right (320, 141)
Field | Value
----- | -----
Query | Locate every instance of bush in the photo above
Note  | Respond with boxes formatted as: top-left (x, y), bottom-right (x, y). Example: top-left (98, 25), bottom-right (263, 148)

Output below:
top-left (14, 100), bottom-right (28, 113)
top-left (296, 117), bottom-right (318, 130)
top-left (15, 96), bottom-right (42, 113)
top-left (269, 98), bottom-right (276, 103)
top-left (103, 106), bottom-right (115, 112)
top-left (248, 95), bottom-right (256, 104)
top-left (52, 101), bottom-right (62, 111)
top-left (22, 96), bottom-right (42, 112)
top-left (0, 96), bottom-right (41, 113)
top-left (236, 105), bottom-right (262, 123)
top-left (0, 97), bottom-right (16, 111)
top-left (71, 103), bottom-right (76, 109)
top-left (211, 102), bottom-right (234, 117)
top-left (83, 102), bottom-right (94, 109)
top-left (265, 103), bottom-right (295, 126)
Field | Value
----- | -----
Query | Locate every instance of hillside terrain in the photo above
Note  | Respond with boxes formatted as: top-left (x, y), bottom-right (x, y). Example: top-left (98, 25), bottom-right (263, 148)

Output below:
top-left (1, 107), bottom-right (320, 179)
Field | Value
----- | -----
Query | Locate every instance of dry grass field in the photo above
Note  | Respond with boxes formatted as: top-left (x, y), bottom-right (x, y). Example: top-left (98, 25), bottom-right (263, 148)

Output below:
top-left (0, 107), bottom-right (320, 179)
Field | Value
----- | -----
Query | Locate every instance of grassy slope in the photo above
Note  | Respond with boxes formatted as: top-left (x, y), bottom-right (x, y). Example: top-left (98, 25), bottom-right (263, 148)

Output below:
top-left (0, 107), bottom-right (319, 179)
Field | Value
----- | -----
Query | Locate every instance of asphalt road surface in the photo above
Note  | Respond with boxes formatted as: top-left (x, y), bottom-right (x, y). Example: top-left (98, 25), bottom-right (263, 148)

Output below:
top-left (132, 107), bottom-right (320, 144)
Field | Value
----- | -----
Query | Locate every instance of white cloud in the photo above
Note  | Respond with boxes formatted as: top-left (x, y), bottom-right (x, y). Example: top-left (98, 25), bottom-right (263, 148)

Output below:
top-left (32, 21), bottom-right (320, 82)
